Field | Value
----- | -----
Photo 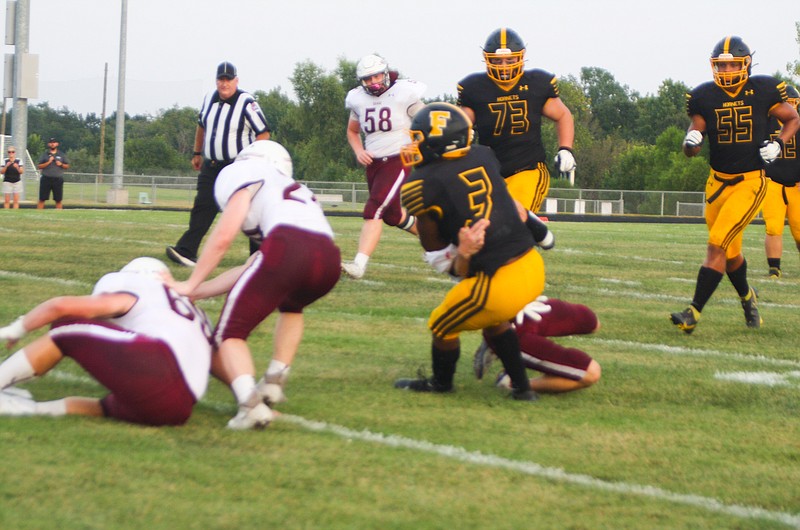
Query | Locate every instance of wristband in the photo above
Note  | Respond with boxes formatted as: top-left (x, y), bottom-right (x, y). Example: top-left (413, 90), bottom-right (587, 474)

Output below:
top-left (192, 151), bottom-right (202, 156)
top-left (557, 146), bottom-right (574, 154)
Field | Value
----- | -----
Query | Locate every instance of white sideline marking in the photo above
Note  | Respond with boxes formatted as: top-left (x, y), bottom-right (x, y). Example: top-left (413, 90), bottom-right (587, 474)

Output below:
top-left (0, 270), bottom-right (91, 288)
top-left (279, 415), bottom-right (800, 528)
top-left (581, 337), bottom-right (800, 368)
top-left (44, 370), bottom-right (800, 526)
top-left (715, 371), bottom-right (800, 387)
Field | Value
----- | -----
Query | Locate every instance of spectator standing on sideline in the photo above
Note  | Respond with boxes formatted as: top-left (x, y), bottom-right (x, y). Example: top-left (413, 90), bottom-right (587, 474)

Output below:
top-left (166, 61), bottom-right (271, 267)
top-left (36, 138), bottom-right (69, 209)
top-left (670, 36), bottom-right (799, 334)
top-left (170, 141), bottom-right (341, 430)
top-left (457, 27), bottom-right (575, 217)
top-left (1, 146), bottom-right (24, 209)
top-left (340, 54), bottom-right (426, 279)
top-left (761, 85), bottom-right (800, 278)
top-left (0, 257), bottom-right (213, 426)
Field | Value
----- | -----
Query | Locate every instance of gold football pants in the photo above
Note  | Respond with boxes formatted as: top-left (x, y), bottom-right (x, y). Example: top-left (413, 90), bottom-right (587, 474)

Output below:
top-left (428, 249), bottom-right (545, 341)
top-left (704, 169), bottom-right (766, 259)
top-left (504, 163), bottom-right (550, 213)
top-left (762, 179), bottom-right (800, 243)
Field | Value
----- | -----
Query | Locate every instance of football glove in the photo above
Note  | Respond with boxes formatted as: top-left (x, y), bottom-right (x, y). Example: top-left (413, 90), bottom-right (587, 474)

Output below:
top-left (759, 139), bottom-right (784, 164)
top-left (554, 147), bottom-right (576, 173)
top-left (515, 297), bottom-right (552, 325)
top-left (0, 316), bottom-right (26, 342)
top-left (683, 130), bottom-right (704, 149)
top-left (423, 244), bottom-right (458, 274)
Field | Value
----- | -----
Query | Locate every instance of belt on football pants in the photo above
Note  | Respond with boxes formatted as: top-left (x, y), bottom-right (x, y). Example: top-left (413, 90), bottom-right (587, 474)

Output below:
top-left (706, 173), bottom-right (744, 204)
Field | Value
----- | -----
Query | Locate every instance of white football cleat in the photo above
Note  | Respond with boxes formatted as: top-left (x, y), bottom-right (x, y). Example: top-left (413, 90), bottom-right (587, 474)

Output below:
top-left (256, 373), bottom-right (288, 407)
top-left (2, 386), bottom-right (33, 399)
top-left (341, 261), bottom-right (365, 279)
top-left (0, 390), bottom-right (37, 415)
top-left (226, 402), bottom-right (274, 430)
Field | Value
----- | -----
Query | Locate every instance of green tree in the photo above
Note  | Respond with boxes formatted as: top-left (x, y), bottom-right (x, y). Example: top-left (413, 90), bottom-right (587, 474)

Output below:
top-left (285, 59), bottom-right (360, 182)
top-left (580, 67), bottom-right (639, 139)
top-left (633, 79), bottom-right (691, 144)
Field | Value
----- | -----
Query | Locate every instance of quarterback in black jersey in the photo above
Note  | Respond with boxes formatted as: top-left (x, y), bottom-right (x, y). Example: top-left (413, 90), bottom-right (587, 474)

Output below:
top-left (671, 36), bottom-right (800, 335)
top-left (762, 85), bottom-right (800, 278)
top-left (457, 28), bottom-right (574, 213)
top-left (395, 102), bottom-right (544, 401)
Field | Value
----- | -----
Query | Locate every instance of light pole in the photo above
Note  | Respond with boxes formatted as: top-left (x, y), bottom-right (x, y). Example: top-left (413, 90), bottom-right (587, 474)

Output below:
top-left (108, 0), bottom-right (128, 204)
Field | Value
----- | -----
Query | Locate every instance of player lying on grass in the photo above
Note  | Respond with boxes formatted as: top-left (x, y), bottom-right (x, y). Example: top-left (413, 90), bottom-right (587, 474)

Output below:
top-left (474, 296), bottom-right (601, 394)
top-left (0, 258), bottom-right (213, 426)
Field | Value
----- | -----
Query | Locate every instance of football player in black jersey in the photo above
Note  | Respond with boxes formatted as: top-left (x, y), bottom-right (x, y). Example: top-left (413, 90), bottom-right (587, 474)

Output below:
top-left (457, 27), bottom-right (575, 215)
top-left (394, 102), bottom-right (545, 401)
top-left (671, 36), bottom-right (799, 334)
top-left (761, 85), bottom-right (800, 278)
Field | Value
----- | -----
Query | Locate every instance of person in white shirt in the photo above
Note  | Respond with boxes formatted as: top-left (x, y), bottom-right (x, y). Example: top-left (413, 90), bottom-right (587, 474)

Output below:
top-left (171, 140), bottom-right (341, 430)
top-left (341, 54), bottom-right (426, 279)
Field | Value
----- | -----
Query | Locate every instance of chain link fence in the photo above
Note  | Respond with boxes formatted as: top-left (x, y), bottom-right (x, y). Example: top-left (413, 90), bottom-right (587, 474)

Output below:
top-left (15, 172), bottom-right (711, 217)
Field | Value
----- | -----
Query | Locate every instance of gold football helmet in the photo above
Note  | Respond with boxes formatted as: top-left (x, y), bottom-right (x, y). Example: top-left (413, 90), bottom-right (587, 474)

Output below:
top-left (483, 28), bottom-right (526, 90)
top-left (710, 36), bottom-right (752, 90)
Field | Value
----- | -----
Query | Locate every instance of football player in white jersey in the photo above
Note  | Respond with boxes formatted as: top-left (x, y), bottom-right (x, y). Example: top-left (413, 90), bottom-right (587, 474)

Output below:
top-left (0, 257), bottom-right (213, 426)
top-left (341, 54), bottom-right (427, 279)
top-left (171, 140), bottom-right (341, 430)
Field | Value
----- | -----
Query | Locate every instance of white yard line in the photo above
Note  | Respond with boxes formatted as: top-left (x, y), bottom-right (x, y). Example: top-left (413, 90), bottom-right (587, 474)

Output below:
top-left (45, 370), bottom-right (800, 527)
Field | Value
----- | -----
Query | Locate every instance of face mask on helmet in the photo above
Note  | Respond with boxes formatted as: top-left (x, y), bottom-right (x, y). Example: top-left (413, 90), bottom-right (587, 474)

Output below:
top-left (710, 36), bottom-right (752, 90)
top-left (400, 103), bottom-right (474, 167)
top-left (483, 28), bottom-right (526, 90)
top-left (356, 54), bottom-right (391, 96)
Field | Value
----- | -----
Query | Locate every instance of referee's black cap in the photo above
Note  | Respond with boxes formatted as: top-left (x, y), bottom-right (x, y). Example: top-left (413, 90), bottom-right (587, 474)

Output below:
top-left (216, 62), bottom-right (237, 80)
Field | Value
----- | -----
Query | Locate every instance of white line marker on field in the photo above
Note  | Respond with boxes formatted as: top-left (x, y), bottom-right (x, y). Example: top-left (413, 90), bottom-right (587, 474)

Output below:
top-left (280, 414), bottom-right (800, 528)
top-left (715, 371), bottom-right (800, 387)
top-left (43, 370), bottom-right (800, 527)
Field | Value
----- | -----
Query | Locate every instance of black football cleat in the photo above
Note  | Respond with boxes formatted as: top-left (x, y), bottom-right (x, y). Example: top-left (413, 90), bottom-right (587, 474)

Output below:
top-left (741, 288), bottom-right (762, 329)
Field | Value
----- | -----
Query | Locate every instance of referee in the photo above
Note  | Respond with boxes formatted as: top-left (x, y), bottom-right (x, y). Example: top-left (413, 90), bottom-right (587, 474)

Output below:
top-left (167, 61), bottom-right (271, 267)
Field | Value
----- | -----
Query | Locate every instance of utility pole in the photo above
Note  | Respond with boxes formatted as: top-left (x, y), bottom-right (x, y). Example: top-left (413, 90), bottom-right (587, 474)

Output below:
top-left (108, 0), bottom-right (128, 204)
top-left (9, 0), bottom-right (33, 169)
top-left (98, 62), bottom-right (107, 182)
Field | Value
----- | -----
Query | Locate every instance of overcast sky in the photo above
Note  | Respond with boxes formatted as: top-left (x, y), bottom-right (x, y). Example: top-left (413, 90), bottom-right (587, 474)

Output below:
top-left (1, 0), bottom-right (798, 117)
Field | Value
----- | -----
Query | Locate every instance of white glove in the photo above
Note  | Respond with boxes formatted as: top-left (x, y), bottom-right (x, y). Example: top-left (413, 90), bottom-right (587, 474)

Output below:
top-left (0, 316), bottom-right (26, 341)
top-left (515, 299), bottom-right (552, 325)
top-left (554, 148), bottom-right (576, 173)
top-left (423, 244), bottom-right (458, 274)
top-left (760, 139), bottom-right (783, 164)
top-left (537, 230), bottom-right (555, 250)
top-left (683, 130), bottom-right (703, 148)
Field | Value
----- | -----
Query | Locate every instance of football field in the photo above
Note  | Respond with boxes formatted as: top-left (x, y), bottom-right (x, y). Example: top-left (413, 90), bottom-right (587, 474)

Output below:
top-left (0, 209), bottom-right (798, 529)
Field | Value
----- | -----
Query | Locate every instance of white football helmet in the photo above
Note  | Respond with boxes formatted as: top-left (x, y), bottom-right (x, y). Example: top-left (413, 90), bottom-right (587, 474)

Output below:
top-left (235, 140), bottom-right (293, 178)
top-left (120, 257), bottom-right (170, 281)
top-left (356, 54), bottom-right (390, 96)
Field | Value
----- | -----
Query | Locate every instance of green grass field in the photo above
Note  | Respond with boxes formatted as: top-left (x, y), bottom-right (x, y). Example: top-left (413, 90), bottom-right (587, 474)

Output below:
top-left (0, 209), bottom-right (798, 529)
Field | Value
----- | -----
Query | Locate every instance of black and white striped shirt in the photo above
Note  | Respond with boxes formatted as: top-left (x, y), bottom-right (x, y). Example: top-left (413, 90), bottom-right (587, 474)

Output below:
top-left (198, 89), bottom-right (270, 162)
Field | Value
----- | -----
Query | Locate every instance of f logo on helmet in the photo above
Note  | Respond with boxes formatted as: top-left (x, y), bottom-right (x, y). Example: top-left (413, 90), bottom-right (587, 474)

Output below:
top-left (428, 111), bottom-right (452, 138)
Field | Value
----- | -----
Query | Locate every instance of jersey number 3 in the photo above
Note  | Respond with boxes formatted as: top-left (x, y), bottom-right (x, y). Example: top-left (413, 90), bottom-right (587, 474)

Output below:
top-left (459, 168), bottom-right (494, 220)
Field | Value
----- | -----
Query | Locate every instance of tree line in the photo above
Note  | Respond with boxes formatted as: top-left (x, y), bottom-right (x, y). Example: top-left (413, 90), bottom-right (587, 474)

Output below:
top-left (9, 42), bottom-right (800, 193)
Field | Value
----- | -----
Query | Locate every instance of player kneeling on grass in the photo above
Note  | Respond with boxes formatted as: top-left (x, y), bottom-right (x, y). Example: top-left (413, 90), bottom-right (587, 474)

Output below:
top-left (170, 140), bottom-right (341, 430)
top-left (474, 296), bottom-right (601, 393)
top-left (0, 257), bottom-right (213, 426)
top-left (393, 102), bottom-right (547, 401)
